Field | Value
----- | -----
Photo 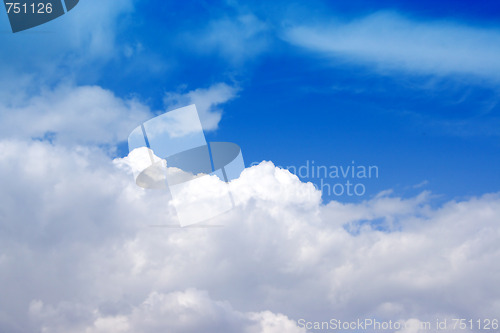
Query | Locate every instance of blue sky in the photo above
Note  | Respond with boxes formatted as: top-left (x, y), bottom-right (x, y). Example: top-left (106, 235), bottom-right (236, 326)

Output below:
top-left (103, 0), bottom-right (500, 202)
top-left (2, 0), bottom-right (500, 204)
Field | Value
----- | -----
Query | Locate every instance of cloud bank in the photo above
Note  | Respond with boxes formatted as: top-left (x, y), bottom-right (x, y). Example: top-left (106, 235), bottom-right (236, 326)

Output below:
top-left (0, 139), bottom-right (498, 332)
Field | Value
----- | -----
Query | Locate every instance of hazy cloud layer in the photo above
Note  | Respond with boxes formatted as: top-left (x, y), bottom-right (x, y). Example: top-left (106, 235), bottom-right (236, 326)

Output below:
top-left (0, 0), bottom-right (135, 81)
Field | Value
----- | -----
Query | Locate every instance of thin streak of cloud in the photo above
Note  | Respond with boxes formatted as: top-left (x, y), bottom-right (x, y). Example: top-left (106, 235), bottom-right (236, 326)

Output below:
top-left (285, 12), bottom-right (500, 81)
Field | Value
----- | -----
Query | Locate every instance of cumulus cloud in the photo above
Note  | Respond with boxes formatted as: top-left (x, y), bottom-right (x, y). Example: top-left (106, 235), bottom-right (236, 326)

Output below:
top-left (0, 139), bottom-right (499, 332)
top-left (0, 84), bottom-right (152, 146)
top-left (285, 12), bottom-right (500, 81)
top-left (164, 83), bottom-right (239, 131)
top-left (0, 82), bottom-right (239, 147)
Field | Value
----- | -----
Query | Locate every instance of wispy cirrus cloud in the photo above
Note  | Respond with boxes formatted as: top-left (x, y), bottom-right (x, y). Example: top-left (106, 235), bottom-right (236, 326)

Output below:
top-left (183, 14), bottom-right (271, 64)
top-left (284, 12), bottom-right (500, 81)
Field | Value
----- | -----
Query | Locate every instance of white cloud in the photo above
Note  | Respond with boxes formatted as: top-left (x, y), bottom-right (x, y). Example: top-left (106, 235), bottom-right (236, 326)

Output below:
top-left (0, 140), bottom-right (499, 332)
top-left (29, 289), bottom-right (305, 333)
top-left (0, 82), bottom-right (239, 147)
top-left (285, 12), bottom-right (500, 81)
top-left (164, 83), bottom-right (239, 131)
top-left (0, 84), bottom-right (152, 146)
